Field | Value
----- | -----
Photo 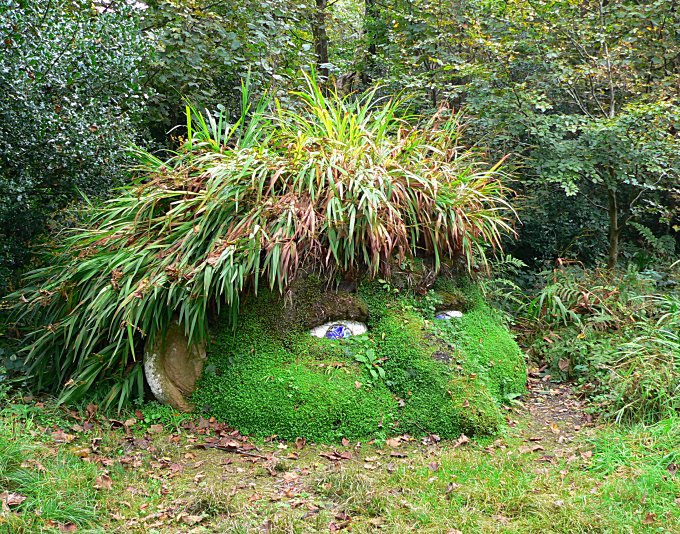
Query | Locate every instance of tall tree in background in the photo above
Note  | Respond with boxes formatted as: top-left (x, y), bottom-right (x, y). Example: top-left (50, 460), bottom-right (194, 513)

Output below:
top-left (311, 0), bottom-right (330, 78)
top-left (358, 0), bottom-right (679, 266)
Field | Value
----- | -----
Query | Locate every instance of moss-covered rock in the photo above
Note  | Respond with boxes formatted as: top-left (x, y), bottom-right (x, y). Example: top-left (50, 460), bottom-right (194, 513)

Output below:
top-left (193, 277), bottom-right (526, 442)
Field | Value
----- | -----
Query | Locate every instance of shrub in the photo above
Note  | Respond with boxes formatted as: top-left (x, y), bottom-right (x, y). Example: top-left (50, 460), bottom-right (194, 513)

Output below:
top-left (10, 73), bottom-right (515, 408)
top-left (0, 0), bottom-right (150, 292)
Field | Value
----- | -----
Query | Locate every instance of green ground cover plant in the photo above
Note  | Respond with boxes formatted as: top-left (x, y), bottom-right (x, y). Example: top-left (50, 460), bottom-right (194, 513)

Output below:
top-left (194, 277), bottom-right (524, 442)
top-left (0, 429), bottom-right (100, 532)
top-left (1, 396), bottom-right (678, 533)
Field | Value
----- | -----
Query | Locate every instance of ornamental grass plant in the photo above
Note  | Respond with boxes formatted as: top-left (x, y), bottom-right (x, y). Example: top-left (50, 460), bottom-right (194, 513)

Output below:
top-left (10, 74), bottom-right (515, 408)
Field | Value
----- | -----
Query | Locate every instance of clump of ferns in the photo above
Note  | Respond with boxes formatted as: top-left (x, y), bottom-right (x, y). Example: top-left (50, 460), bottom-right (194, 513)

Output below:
top-left (521, 266), bottom-right (664, 332)
top-left (10, 73), bottom-right (516, 409)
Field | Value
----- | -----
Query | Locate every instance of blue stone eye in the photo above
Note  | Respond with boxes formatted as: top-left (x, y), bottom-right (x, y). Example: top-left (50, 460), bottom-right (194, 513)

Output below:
top-left (435, 310), bottom-right (464, 320)
top-left (325, 324), bottom-right (351, 339)
top-left (310, 321), bottom-right (367, 338)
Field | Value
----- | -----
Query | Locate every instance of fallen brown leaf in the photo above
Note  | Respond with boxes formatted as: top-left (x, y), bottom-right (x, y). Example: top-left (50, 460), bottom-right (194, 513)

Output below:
top-left (182, 514), bottom-right (205, 525)
top-left (335, 511), bottom-right (351, 521)
top-left (0, 491), bottom-right (27, 507)
top-left (452, 434), bottom-right (470, 449)
top-left (51, 429), bottom-right (75, 443)
top-left (445, 482), bottom-right (460, 500)
top-left (519, 445), bottom-right (545, 454)
top-left (94, 474), bottom-right (113, 490)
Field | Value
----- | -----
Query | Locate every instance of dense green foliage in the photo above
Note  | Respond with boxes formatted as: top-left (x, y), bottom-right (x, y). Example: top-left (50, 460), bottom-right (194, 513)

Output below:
top-left (3, 0), bottom-right (677, 287)
top-left (491, 265), bottom-right (680, 424)
top-left (194, 278), bottom-right (524, 441)
top-left (333, 0), bottom-right (680, 266)
top-left (1, 0), bottom-right (676, 425)
top-left (10, 78), bottom-right (513, 407)
top-left (0, 0), bottom-right (150, 290)
top-left (140, 0), bottom-right (307, 136)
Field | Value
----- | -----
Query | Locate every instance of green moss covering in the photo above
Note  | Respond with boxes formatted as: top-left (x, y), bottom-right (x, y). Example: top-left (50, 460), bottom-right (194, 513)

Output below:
top-left (193, 277), bottom-right (525, 442)
top-left (430, 279), bottom-right (527, 399)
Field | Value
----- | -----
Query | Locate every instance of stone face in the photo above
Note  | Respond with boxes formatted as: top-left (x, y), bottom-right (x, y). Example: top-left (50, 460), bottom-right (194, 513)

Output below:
top-left (144, 321), bottom-right (206, 411)
top-left (193, 277), bottom-right (527, 442)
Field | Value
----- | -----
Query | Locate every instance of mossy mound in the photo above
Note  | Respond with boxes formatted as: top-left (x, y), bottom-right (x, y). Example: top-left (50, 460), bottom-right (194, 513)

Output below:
top-left (193, 278), bottom-right (526, 442)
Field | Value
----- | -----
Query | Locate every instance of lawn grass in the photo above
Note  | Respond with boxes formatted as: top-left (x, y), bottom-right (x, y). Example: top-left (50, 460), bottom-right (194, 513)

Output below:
top-left (0, 397), bottom-right (678, 533)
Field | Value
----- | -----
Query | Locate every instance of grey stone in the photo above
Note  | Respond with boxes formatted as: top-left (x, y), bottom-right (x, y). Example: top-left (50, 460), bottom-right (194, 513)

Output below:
top-left (144, 320), bottom-right (206, 411)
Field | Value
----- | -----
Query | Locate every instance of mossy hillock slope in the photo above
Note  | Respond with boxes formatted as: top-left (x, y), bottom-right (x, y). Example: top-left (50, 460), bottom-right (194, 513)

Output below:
top-left (194, 278), bottom-right (525, 442)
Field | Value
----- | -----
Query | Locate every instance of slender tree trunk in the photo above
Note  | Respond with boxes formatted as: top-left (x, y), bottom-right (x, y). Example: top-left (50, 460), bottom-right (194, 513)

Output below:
top-left (607, 187), bottom-right (620, 269)
top-left (365, 0), bottom-right (378, 56)
top-left (311, 0), bottom-right (329, 79)
top-left (361, 0), bottom-right (379, 82)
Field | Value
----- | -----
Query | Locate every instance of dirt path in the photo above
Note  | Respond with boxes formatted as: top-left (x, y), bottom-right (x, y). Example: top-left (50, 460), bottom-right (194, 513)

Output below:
top-left (513, 369), bottom-right (593, 460)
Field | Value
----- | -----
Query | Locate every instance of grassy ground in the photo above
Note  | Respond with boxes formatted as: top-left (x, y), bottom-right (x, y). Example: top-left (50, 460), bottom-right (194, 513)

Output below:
top-left (1, 372), bottom-right (678, 533)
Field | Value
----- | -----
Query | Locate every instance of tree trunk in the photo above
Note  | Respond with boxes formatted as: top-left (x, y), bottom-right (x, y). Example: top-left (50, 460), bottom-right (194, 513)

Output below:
top-left (311, 0), bottom-right (329, 79)
top-left (607, 187), bottom-right (619, 269)
top-left (365, 0), bottom-right (378, 55)
top-left (362, 0), bottom-right (379, 82)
